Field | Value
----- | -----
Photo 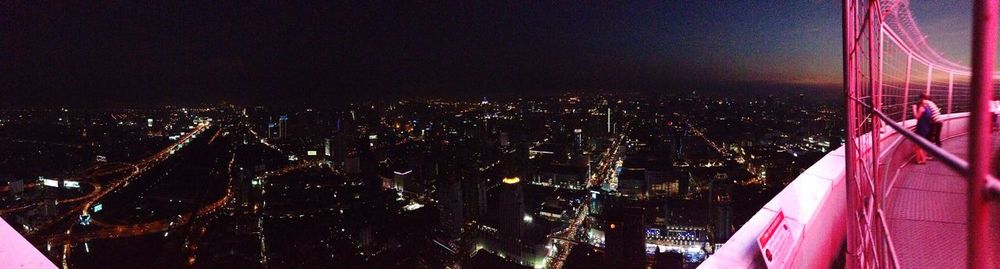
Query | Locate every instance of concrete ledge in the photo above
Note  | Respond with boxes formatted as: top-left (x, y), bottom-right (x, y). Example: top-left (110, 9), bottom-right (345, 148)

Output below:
top-left (0, 217), bottom-right (56, 269)
top-left (701, 146), bottom-right (846, 269)
top-left (700, 113), bottom-right (970, 269)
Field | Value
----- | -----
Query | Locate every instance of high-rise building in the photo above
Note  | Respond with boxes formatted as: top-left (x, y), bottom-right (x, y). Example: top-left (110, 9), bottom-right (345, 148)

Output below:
top-left (499, 131), bottom-right (510, 148)
top-left (588, 187), bottom-right (607, 216)
top-left (10, 179), bottom-right (24, 194)
top-left (462, 177), bottom-right (488, 220)
top-left (392, 169), bottom-right (412, 192)
top-left (711, 177), bottom-right (734, 243)
top-left (607, 107), bottom-right (612, 134)
top-left (672, 122), bottom-right (689, 160)
top-left (41, 179), bottom-right (61, 217)
top-left (573, 128), bottom-right (584, 153)
top-left (498, 176), bottom-right (525, 239)
top-left (278, 115), bottom-right (289, 139)
top-left (324, 138), bottom-right (332, 157)
top-left (715, 198), bottom-right (733, 242)
top-left (2, 179), bottom-right (25, 202)
top-left (345, 155), bottom-right (361, 174)
top-left (233, 165), bottom-right (255, 210)
top-left (268, 121), bottom-right (278, 140)
top-left (437, 178), bottom-right (463, 239)
top-left (606, 207), bottom-right (647, 269)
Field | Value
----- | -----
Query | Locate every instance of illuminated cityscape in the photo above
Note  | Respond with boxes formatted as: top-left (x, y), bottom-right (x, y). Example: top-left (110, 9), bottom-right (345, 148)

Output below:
top-left (4, 1), bottom-right (1000, 269)
top-left (0, 93), bottom-right (838, 268)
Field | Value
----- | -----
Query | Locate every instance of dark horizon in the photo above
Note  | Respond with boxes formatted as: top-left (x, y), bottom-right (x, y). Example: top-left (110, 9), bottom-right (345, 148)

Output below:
top-left (3, 1), bottom-right (849, 107)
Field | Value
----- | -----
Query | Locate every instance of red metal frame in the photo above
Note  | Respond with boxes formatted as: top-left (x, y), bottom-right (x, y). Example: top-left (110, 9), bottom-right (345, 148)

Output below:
top-left (967, 1), bottom-right (997, 268)
top-left (841, 1), bottom-right (860, 267)
top-left (844, 0), bottom-right (999, 268)
top-left (842, 0), bottom-right (1000, 268)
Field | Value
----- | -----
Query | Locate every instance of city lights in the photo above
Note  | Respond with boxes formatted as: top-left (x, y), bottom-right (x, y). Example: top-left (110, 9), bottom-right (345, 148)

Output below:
top-left (6, 1), bottom-right (977, 268)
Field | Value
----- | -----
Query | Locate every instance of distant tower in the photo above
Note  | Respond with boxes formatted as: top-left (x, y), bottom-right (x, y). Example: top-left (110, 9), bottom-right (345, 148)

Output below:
top-left (481, 97), bottom-right (490, 131)
top-left (278, 115), bottom-right (289, 139)
top-left (324, 138), bottom-right (332, 157)
top-left (674, 122), bottom-right (690, 159)
top-left (573, 128), bottom-right (584, 153)
top-left (607, 107), bottom-right (612, 134)
top-left (267, 117), bottom-right (278, 140)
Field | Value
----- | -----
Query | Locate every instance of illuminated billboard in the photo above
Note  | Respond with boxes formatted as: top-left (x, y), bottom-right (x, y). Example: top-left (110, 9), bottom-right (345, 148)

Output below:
top-left (39, 177), bottom-right (59, 187)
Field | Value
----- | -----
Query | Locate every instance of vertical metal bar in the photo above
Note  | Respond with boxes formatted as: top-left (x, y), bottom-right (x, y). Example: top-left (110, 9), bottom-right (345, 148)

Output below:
top-left (968, 1), bottom-right (997, 268)
top-left (902, 56), bottom-right (912, 123)
top-left (925, 64), bottom-right (933, 96)
top-left (872, 9), bottom-right (885, 268)
top-left (948, 72), bottom-right (954, 114)
top-left (843, 0), bottom-right (860, 268)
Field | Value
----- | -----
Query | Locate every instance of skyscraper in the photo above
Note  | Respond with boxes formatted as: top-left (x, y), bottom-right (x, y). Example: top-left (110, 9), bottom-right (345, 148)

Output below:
top-left (498, 176), bottom-right (525, 239)
top-left (234, 166), bottom-right (253, 210)
top-left (588, 187), bottom-right (607, 216)
top-left (710, 176), bottom-right (734, 243)
top-left (606, 207), bottom-right (647, 269)
top-left (607, 107), bottom-right (612, 134)
top-left (267, 119), bottom-right (278, 140)
top-left (674, 122), bottom-right (689, 159)
top-left (573, 128), bottom-right (584, 154)
top-left (278, 115), bottom-right (289, 139)
top-left (324, 138), bottom-right (332, 157)
top-left (437, 178), bottom-right (463, 239)
top-left (462, 176), bottom-right (488, 220)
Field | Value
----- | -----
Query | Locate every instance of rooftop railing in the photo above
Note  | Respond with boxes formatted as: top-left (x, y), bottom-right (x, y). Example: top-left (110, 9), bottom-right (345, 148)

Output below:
top-left (844, 0), bottom-right (1000, 268)
top-left (703, 1), bottom-right (1000, 268)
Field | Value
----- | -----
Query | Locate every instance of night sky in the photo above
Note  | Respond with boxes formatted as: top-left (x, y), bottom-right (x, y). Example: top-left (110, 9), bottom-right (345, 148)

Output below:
top-left (0, 1), bottom-right (975, 106)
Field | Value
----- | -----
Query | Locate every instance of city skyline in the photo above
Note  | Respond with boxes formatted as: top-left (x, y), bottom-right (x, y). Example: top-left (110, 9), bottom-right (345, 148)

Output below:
top-left (0, 92), bottom-right (840, 268)
top-left (4, 1), bottom-right (1000, 268)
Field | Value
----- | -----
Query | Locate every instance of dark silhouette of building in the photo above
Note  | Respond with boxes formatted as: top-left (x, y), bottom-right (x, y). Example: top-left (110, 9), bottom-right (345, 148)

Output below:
top-left (709, 174), bottom-right (734, 244)
top-left (498, 177), bottom-right (525, 239)
top-left (652, 251), bottom-right (684, 269)
top-left (606, 206), bottom-right (647, 269)
top-left (564, 244), bottom-right (607, 269)
top-left (462, 176), bottom-right (488, 220)
top-left (233, 165), bottom-right (255, 210)
top-left (464, 250), bottom-right (532, 269)
top-left (437, 177), bottom-right (463, 239)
